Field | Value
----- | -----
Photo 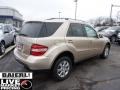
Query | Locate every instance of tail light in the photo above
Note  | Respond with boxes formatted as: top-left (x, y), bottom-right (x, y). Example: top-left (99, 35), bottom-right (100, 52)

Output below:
top-left (30, 44), bottom-right (48, 56)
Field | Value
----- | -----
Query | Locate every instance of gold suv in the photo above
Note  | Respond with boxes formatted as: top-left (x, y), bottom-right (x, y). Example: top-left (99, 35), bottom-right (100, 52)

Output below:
top-left (14, 18), bottom-right (111, 81)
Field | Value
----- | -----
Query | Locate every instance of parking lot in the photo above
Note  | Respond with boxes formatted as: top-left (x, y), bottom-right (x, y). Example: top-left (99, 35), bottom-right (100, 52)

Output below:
top-left (0, 43), bottom-right (119, 90)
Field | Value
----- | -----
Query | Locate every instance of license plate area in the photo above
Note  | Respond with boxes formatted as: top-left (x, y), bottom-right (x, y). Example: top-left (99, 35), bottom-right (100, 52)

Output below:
top-left (17, 43), bottom-right (23, 51)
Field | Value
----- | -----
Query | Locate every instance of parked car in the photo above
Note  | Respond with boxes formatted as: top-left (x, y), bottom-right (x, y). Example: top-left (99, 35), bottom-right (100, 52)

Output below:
top-left (0, 24), bottom-right (16, 55)
top-left (14, 18), bottom-right (111, 81)
top-left (116, 31), bottom-right (120, 45)
top-left (99, 26), bottom-right (120, 42)
top-left (13, 27), bottom-right (21, 37)
top-left (95, 26), bottom-right (109, 32)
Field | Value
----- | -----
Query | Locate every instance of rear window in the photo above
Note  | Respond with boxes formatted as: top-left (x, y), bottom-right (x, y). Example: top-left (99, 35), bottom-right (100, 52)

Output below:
top-left (19, 22), bottom-right (62, 37)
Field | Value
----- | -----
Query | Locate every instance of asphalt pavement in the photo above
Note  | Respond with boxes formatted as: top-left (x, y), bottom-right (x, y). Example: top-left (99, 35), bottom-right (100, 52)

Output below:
top-left (0, 44), bottom-right (120, 90)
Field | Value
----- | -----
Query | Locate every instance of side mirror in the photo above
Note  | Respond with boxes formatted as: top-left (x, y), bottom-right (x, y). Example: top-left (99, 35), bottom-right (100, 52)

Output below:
top-left (99, 34), bottom-right (103, 38)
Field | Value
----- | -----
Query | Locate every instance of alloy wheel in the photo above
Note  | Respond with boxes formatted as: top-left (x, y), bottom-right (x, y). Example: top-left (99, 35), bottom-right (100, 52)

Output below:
top-left (0, 43), bottom-right (5, 54)
top-left (57, 60), bottom-right (70, 78)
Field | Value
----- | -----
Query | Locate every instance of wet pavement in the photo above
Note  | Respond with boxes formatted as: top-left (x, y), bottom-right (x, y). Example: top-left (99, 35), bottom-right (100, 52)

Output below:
top-left (0, 44), bottom-right (120, 90)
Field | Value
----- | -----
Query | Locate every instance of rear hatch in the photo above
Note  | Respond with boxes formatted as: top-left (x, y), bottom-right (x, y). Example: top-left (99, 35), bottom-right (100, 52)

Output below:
top-left (16, 21), bottom-right (62, 56)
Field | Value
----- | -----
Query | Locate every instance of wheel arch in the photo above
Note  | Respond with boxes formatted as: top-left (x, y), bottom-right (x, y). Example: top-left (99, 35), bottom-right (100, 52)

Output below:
top-left (1, 40), bottom-right (5, 45)
top-left (106, 42), bottom-right (111, 48)
top-left (51, 51), bottom-right (74, 70)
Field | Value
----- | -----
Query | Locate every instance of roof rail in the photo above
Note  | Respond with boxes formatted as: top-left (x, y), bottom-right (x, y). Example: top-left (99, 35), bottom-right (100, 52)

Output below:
top-left (46, 18), bottom-right (69, 20)
top-left (46, 18), bottom-right (85, 22)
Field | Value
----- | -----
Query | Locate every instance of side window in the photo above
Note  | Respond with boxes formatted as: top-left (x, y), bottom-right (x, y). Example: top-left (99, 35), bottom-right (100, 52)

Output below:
top-left (45, 22), bottom-right (62, 36)
top-left (7, 26), bottom-right (12, 32)
top-left (84, 25), bottom-right (98, 38)
top-left (39, 22), bottom-right (62, 37)
top-left (39, 23), bottom-right (47, 37)
top-left (4, 26), bottom-right (9, 32)
top-left (67, 23), bottom-right (86, 37)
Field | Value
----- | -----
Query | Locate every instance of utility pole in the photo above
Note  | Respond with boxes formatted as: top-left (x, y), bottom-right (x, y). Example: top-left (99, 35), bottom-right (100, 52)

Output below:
top-left (59, 12), bottom-right (61, 19)
top-left (74, 0), bottom-right (78, 20)
top-left (110, 4), bottom-right (120, 26)
top-left (117, 11), bottom-right (120, 22)
top-left (110, 4), bottom-right (113, 26)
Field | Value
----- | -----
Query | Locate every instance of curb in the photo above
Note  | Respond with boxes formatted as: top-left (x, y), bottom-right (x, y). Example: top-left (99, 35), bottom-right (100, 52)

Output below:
top-left (0, 45), bottom-right (15, 59)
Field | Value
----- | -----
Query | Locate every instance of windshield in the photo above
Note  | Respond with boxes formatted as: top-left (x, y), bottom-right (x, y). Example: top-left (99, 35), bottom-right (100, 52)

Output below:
top-left (19, 22), bottom-right (62, 37)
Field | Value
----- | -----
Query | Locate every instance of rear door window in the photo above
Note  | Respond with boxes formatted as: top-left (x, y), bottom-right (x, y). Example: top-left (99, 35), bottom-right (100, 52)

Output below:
top-left (19, 22), bottom-right (62, 37)
top-left (67, 23), bottom-right (86, 37)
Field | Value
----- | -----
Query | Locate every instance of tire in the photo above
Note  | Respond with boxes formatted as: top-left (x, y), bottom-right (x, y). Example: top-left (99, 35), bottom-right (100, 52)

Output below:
top-left (52, 56), bottom-right (72, 81)
top-left (118, 42), bottom-right (120, 45)
top-left (12, 37), bottom-right (16, 45)
top-left (111, 36), bottom-right (116, 43)
top-left (100, 45), bottom-right (110, 59)
top-left (0, 42), bottom-right (5, 55)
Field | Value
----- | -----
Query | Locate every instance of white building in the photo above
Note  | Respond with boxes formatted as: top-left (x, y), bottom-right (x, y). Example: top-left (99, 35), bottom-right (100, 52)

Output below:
top-left (0, 6), bottom-right (23, 28)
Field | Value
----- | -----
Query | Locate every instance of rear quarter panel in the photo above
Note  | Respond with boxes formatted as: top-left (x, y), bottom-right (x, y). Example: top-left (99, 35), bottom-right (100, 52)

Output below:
top-left (35, 37), bottom-right (77, 68)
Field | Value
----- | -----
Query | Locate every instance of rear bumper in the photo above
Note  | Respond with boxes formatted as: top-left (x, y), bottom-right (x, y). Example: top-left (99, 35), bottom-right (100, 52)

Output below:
top-left (14, 48), bottom-right (52, 70)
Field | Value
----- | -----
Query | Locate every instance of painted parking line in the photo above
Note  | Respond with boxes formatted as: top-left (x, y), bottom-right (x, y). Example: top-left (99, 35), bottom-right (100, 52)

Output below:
top-left (0, 45), bottom-right (15, 59)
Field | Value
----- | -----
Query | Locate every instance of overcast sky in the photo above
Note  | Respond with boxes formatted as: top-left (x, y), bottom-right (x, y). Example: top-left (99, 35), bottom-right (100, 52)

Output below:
top-left (0, 0), bottom-right (120, 21)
